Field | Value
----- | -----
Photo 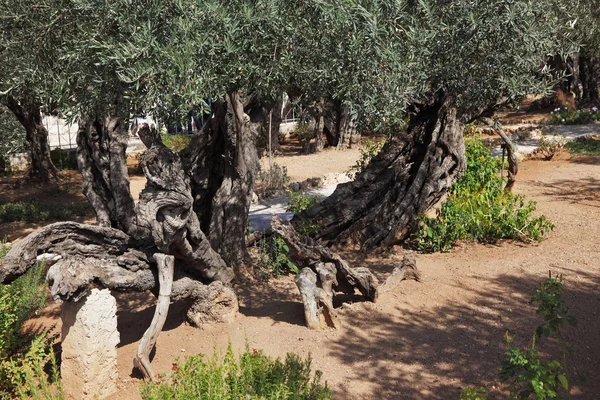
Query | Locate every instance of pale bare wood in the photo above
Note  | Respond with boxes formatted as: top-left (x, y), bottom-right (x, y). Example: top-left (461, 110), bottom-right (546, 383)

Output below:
top-left (134, 254), bottom-right (174, 381)
top-left (378, 253), bottom-right (422, 295)
top-left (480, 117), bottom-right (519, 191)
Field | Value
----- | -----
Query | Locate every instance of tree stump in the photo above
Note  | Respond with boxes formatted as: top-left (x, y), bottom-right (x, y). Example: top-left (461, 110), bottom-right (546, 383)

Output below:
top-left (60, 289), bottom-right (119, 400)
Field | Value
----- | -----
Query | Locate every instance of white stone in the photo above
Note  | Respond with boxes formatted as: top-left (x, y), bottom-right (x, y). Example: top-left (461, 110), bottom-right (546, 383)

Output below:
top-left (61, 288), bottom-right (119, 400)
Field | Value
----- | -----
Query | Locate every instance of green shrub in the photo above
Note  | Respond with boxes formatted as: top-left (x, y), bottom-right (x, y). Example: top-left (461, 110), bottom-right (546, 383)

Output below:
top-left (141, 344), bottom-right (331, 400)
top-left (0, 201), bottom-right (89, 223)
top-left (287, 191), bottom-right (317, 213)
top-left (565, 138), bottom-right (600, 155)
top-left (255, 163), bottom-right (290, 198)
top-left (257, 235), bottom-right (298, 279)
top-left (549, 106), bottom-right (600, 125)
top-left (161, 133), bottom-right (192, 152)
top-left (415, 139), bottom-right (554, 252)
top-left (0, 265), bottom-right (63, 399)
top-left (50, 149), bottom-right (78, 171)
top-left (535, 135), bottom-right (567, 160)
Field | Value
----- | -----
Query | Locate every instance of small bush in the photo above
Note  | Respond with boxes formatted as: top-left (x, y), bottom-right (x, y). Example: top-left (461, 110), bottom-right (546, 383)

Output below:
top-left (141, 344), bottom-right (331, 400)
top-left (415, 140), bottom-right (554, 252)
top-left (0, 265), bottom-right (63, 399)
top-left (346, 138), bottom-right (385, 179)
top-left (534, 135), bottom-right (567, 160)
top-left (566, 137), bottom-right (600, 155)
top-left (161, 133), bottom-right (192, 152)
top-left (287, 191), bottom-right (317, 213)
top-left (548, 106), bottom-right (600, 125)
top-left (50, 149), bottom-right (78, 170)
top-left (257, 235), bottom-right (298, 279)
top-left (255, 163), bottom-right (290, 198)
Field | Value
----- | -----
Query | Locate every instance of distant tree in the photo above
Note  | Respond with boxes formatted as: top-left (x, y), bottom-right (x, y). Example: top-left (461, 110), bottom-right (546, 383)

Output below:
top-left (0, 0), bottom-right (62, 182)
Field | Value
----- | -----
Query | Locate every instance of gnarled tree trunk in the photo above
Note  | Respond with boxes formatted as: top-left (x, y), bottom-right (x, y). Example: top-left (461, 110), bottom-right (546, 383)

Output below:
top-left (76, 115), bottom-right (137, 234)
top-left (296, 95), bottom-right (466, 252)
top-left (336, 105), bottom-right (360, 150)
top-left (3, 96), bottom-right (59, 183)
top-left (181, 91), bottom-right (260, 267)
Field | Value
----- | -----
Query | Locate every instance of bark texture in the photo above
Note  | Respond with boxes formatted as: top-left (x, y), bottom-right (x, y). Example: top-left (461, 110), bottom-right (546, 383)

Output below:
top-left (3, 96), bottom-right (59, 183)
top-left (378, 253), bottom-right (422, 294)
top-left (134, 254), bottom-right (174, 381)
top-left (76, 115), bottom-right (137, 233)
top-left (297, 95), bottom-right (466, 252)
top-left (181, 91), bottom-right (259, 266)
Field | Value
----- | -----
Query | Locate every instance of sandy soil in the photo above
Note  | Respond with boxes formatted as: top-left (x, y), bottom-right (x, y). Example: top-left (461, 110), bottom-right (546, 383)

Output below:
top-left (10, 146), bottom-right (600, 399)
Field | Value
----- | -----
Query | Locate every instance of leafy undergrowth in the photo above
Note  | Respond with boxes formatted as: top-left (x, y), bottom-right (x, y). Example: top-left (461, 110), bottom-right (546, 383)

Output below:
top-left (0, 200), bottom-right (89, 223)
top-left (415, 139), bottom-right (554, 252)
top-left (565, 137), bottom-right (600, 156)
top-left (549, 107), bottom-right (600, 125)
top-left (0, 256), bottom-right (63, 399)
top-left (141, 344), bottom-right (332, 400)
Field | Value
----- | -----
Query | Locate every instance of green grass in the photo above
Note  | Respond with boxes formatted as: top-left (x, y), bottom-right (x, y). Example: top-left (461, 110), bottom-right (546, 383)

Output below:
top-left (0, 201), bottom-right (89, 223)
top-left (565, 138), bottom-right (600, 155)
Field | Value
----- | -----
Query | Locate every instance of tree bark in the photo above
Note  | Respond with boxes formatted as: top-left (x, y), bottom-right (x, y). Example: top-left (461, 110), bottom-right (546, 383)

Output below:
top-left (579, 49), bottom-right (600, 105)
top-left (3, 96), bottom-right (59, 183)
top-left (76, 115), bottom-right (137, 233)
top-left (181, 91), bottom-right (259, 267)
top-left (296, 94), bottom-right (465, 252)
top-left (134, 253), bottom-right (174, 381)
top-left (337, 105), bottom-right (360, 150)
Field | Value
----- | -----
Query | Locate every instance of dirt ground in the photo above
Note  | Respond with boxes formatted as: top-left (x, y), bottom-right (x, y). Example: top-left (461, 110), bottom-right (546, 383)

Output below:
top-left (7, 141), bottom-right (600, 399)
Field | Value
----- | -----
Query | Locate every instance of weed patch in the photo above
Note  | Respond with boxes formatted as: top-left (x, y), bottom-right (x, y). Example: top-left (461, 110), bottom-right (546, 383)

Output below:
top-left (141, 344), bottom-right (331, 400)
top-left (565, 137), bottom-right (600, 156)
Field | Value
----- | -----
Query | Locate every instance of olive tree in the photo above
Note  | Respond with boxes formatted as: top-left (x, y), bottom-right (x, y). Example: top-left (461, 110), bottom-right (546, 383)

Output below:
top-left (0, 0), bottom-right (63, 182)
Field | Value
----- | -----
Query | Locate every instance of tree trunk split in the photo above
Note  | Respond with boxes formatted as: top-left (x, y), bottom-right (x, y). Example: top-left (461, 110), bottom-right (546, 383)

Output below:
top-left (297, 95), bottom-right (466, 252)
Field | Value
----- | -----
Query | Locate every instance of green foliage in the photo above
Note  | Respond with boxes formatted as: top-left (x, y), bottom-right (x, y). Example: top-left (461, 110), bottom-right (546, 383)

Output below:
top-left (346, 138), bottom-right (385, 179)
top-left (255, 164), bottom-right (290, 198)
top-left (459, 386), bottom-right (488, 400)
top-left (0, 201), bottom-right (89, 223)
top-left (161, 134), bottom-right (192, 152)
top-left (49, 149), bottom-right (78, 171)
top-left (535, 136), bottom-right (567, 160)
top-left (416, 140), bottom-right (554, 252)
top-left (0, 107), bottom-right (26, 172)
top-left (287, 191), bottom-right (317, 213)
top-left (0, 239), bottom-right (9, 258)
top-left (463, 273), bottom-right (575, 400)
top-left (565, 138), bottom-right (600, 155)
top-left (295, 220), bottom-right (324, 238)
top-left (499, 334), bottom-right (569, 400)
top-left (0, 265), bottom-right (63, 399)
top-left (531, 273), bottom-right (577, 339)
top-left (549, 106), bottom-right (600, 125)
top-left (140, 344), bottom-right (331, 400)
top-left (257, 235), bottom-right (298, 279)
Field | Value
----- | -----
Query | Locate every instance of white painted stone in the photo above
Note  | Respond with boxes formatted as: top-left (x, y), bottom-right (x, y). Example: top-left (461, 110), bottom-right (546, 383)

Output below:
top-left (61, 289), bottom-right (119, 400)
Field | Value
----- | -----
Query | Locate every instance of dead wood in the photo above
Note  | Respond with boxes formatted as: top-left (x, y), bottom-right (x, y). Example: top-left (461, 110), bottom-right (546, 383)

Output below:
top-left (134, 254), bottom-right (174, 381)
top-left (378, 253), bottom-right (422, 295)
top-left (0, 222), bottom-right (152, 291)
top-left (271, 216), bottom-right (378, 301)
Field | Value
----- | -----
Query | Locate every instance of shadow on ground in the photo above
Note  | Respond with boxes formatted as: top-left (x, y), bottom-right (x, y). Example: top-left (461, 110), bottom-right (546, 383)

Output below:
top-left (326, 268), bottom-right (599, 399)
